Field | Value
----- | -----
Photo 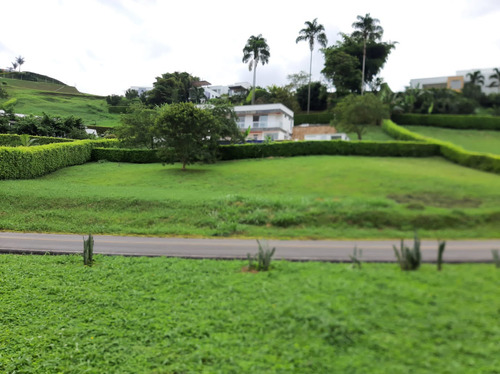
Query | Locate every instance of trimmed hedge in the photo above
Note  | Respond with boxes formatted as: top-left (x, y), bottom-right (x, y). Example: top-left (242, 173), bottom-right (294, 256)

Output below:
top-left (0, 134), bottom-right (73, 146)
top-left (219, 140), bottom-right (439, 160)
top-left (392, 113), bottom-right (500, 130)
top-left (0, 140), bottom-right (93, 179)
top-left (294, 112), bottom-right (334, 125)
top-left (91, 147), bottom-right (160, 163)
top-left (382, 120), bottom-right (500, 174)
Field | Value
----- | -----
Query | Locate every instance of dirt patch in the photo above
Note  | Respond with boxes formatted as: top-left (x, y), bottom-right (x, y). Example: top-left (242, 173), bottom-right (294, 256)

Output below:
top-left (388, 193), bottom-right (482, 208)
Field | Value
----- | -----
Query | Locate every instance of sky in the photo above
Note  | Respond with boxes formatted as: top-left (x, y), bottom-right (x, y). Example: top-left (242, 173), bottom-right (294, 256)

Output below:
top-left (1, 0), bottom-right (499, 96)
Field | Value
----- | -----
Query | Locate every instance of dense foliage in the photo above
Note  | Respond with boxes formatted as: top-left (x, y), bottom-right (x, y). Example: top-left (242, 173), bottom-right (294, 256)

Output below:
top-left (296, 82), bottom-right (328, 111)
top-left (0, 113), bottom-right (89, 139)
top-left (143, 72), bottom-right (201, 106)
top-left (333, 93), bottom-right (390, 139)
top-left (392, 113), bottom-right (500, 130)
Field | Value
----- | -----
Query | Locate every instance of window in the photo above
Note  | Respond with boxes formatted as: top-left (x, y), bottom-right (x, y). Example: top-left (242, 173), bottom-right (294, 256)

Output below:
top-left (237, 116), bottom-right (245, 128)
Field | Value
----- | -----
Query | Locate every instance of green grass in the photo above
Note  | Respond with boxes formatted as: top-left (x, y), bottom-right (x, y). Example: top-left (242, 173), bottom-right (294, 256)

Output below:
top-left (1, 156), bottom-right (499, 239)
top-left (0, 78), bottom-right (121, 127)
top-left (346, 125), bottom-right (395, 141)
top-left (404, 126), bottom-right (500, 155)
top-left (1, 254), bottom-right (498, 373)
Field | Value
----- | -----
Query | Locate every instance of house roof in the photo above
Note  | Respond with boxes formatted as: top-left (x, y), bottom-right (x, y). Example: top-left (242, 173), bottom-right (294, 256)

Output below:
top-left (234, 103), bottom-right (294, 117)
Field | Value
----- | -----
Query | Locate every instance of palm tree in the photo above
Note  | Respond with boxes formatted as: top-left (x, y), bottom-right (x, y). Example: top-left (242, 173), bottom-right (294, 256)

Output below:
top-left (466, 70), bottom-right (485, 86)
top-left (489, 68), bottom-right (500, 93)
top-left (15, 56), bottom-right (25, 72)
top-left (351, 13), bottom-right (383, 95)
top-left (11, 62), bottom-right (18, 72)
top-left (296, 18), bottom-right (328, 113)
top-left (242, 34), bottom-right (270, 105)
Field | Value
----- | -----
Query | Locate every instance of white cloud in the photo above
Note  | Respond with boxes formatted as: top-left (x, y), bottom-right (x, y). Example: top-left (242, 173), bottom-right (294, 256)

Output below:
top-left (1, 0), bottom-right (498, 95)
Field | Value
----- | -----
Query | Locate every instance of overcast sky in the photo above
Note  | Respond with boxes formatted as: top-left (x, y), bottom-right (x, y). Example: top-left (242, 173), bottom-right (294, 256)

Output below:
top-left (1, 0), bottom-right (499, 96)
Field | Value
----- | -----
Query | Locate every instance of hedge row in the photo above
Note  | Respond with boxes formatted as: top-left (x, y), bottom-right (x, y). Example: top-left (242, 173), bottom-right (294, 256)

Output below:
top-left (0, 134), bottom-right (73, 146)
top-left (392, 113), bottom-right (500, 130)
top-left (91, 147), bottom-right (160, 163)
top-left (382, 120), bottom-right (500, 174)
top-left (0, 140), bottom-right (93, 179)
top-left (294, 112), bottom-right (333, 126)
top-left (219, 140), bottom-right (440, 160)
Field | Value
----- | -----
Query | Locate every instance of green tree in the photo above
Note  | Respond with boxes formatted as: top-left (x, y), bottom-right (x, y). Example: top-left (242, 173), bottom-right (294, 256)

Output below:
top-left (106, 94), bottom-right (123, 106)
top-left (489, 68), bottom-right (500, 93)
top-left (242, 34), bottom-right (270, 105)
top-left (351, 14), bottom-right (383, 94)
top-left (296, 82), bottom-right (327, 111)
top-left (333, 93), bottom-right (389, 140)
top-left (125, 89), bottom-right (139, 100)
top-left (15, 56), bottom-right (25, 72)
top-left (466, 70), bottom-right (485, 86)
top-left (116, 103), bottom-right (159, 149)
top-left (154, 102), bottom-right (241, 170)
top-left (322, 33), bottom-right (395, 95)
top-left (286, 71), bottom-right (310, 91)
top-left (296, 18), bottom-right (328, 113)
top-left (145, 72), bottom-right (200, 106)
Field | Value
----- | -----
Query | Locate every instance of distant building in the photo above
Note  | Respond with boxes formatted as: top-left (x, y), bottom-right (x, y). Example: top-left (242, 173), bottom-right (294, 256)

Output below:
top-left (234, 103), bottom-right (294, 141)
top-left (204, 82), bottom-right (251, 100)
top-left (129, 86), bottom-right (153, 95)
top-left (410, 68), bottom-right (499, 94)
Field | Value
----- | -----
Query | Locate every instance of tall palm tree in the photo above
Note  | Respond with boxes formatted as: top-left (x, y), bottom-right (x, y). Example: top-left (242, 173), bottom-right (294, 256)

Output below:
top-left (296, 18), bottom-right (328, 114)
top-left (15, 56), bottom-right (25, 72)
top-left (489, 68), bottom-right (500, 93)
top-left (351, 13), bottom-right (383, 95)
top-left (466, 70), bottom-right (485, 86)
top-left (242, 34), bottom-right (270, 105)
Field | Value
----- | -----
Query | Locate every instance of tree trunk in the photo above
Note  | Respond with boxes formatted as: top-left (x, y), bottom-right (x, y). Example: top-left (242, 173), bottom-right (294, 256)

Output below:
top-left (361, 39), bottom-right (366, 95)
top-left (307, 49), bottom-right (313, 114)
top-left (251, 60), bottom-right (258, 105)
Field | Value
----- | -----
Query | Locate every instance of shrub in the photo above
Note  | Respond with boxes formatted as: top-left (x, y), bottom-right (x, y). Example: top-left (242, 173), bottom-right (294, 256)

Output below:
top-left (246, 240), bottom-right (276, 272)
top-left (391, 113), bottom-right (500, 130)
top-left (294, 112), bottom-right (334, 125)
top-left (393, 231), bottom-right (422, 271)
top-left (382, 120), bottom-right (500, 174)
top-left (219, 140), bottom-right (439, 160)
top-left (83, 233), bottom-right (94, 266)
top-left (108, 106), bottom-right (129, 114)
top-left (0, 140), bottom-right (93, 179)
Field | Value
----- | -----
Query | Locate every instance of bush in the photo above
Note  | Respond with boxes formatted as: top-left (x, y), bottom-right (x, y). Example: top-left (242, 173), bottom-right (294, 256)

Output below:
top-left (393, 231), bottom-right (422, 271)
top-left (382, 120), bottom-right (500, 174)
top-left (0, 134), bottom-right (72, 146)
top-left (0, 140), bottom-right (93, 179)
top-left (108, 106), bottom-right (129, 114)
top-left (391, 113), bottom-right (500, 130)
top-left (295, 112), bottom-right (334, 125)
top-left (219, 140), bottom-right (439, 160)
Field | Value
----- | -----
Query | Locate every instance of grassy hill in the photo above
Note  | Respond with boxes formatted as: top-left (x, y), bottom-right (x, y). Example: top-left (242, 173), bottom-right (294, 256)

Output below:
top-left (0, 75), bottom-right (121, 128)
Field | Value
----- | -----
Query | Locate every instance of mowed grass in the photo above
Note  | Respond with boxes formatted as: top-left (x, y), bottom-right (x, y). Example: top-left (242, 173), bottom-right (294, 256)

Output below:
top-left (0, 254), bottom-right (498, 373)
top-left (0, 78), bottom-right (121, 127)
top-left (404, 125), bottom-right (500, 155)
top-left (346, 125), bottom-right (395, 141)
top-left (1, 156), bottom-right (499, 239)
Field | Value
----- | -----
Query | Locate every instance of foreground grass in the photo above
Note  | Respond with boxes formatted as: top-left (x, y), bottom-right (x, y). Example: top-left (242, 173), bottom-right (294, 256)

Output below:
top-left (0, 156), bottom-right (499, 239)
top-left (0, 78), bottom-right (121, 127)
top-left (404, 125), bottom-right (500, 155)
top-left (0, 254), bottom-right (498, 373)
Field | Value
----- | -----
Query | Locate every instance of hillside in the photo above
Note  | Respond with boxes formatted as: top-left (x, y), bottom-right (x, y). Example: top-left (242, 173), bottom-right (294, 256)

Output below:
top-left (0, 74), bottom-right (121, 128)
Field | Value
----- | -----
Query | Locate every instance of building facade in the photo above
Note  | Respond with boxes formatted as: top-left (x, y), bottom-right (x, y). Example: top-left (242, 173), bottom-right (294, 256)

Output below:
top-left (234, 103), bottom-right (294, 141)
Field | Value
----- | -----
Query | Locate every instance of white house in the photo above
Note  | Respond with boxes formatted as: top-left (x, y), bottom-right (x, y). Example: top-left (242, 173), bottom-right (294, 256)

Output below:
top-left (204, 82), bottom-right (251, 100)
top-left (410, 67), bottom-right (500, 94)
top-left (234, 103), bottom-right (294, 141)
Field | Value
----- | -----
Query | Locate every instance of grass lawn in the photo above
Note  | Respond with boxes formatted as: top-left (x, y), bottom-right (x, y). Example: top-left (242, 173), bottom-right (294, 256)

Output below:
top-left (403, 126), bottom-right (500, 155)
top-left (346, 125), bottom-right (395, 141)
top-left (0, 254), bottom-right (498, 373)
top-left (0, 156), bottom-right (499, 239)
top-left (0, 78), bottom-right (121, 127)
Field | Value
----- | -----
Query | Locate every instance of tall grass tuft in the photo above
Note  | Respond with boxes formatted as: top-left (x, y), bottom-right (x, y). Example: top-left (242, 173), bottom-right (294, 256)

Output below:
top-left (246, 240), bottom-right (276, 272)
top-left (393, 231), bottom-right (422, 271)
top-left (437, 240), bottom-right (446, 271)
top-left (492, 249), bottom-right (500, 268)
top-left (83, 233), bottom-right (94, 266)
top-left (349, 246), bottom-right (363, 269)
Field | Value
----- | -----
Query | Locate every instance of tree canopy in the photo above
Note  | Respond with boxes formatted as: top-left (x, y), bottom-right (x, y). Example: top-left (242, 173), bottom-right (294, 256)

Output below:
top-left (242, 34), bottom-right (270, 105)
top-left (144, 72), bottom-right (201, 106)
top-left (322, 19), bottom-right (396, 96)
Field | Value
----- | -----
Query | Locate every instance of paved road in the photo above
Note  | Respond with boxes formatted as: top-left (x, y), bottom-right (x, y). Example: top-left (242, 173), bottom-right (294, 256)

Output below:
top-left (1, 232), bottom-right (499, 262)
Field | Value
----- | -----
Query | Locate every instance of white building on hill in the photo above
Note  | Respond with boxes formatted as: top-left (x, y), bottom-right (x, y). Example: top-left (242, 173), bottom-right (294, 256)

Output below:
top-left (234, 103), bottom-right (294, 141)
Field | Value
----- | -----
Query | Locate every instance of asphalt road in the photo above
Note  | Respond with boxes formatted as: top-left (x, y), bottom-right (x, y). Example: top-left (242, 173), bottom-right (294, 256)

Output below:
top-left (1, 231), bottom-right (499, 262)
